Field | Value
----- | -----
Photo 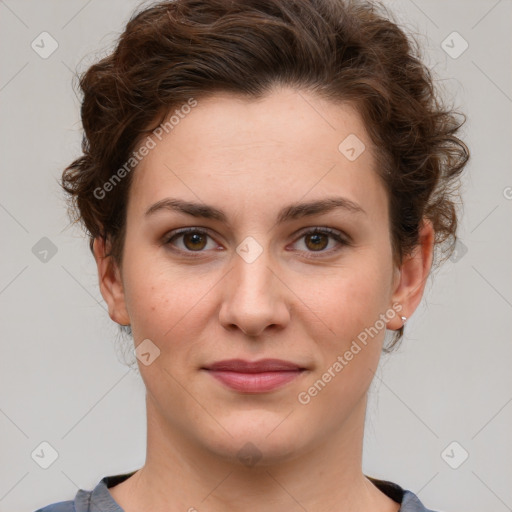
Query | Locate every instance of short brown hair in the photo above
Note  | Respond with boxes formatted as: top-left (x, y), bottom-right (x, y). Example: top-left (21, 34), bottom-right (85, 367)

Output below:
top-left (62, 0), bottom-right (469, 349)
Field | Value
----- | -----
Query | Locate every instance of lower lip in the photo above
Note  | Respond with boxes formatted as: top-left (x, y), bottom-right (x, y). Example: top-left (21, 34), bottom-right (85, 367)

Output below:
top-left (205, 370), bottom-right (304, 392)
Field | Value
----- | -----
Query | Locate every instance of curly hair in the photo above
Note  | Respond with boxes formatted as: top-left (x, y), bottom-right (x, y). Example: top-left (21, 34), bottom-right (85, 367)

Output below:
top-left (62, 0), bottom-right (469, 350)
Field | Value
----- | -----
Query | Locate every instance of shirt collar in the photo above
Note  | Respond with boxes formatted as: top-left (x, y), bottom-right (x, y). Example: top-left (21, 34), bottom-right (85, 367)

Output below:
top-left (74, 471), bottom-right (433, 512)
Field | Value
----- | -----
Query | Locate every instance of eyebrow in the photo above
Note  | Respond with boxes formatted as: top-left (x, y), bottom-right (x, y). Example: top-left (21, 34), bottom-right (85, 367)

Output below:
top-left (144, 196), bottom-right (366, 223)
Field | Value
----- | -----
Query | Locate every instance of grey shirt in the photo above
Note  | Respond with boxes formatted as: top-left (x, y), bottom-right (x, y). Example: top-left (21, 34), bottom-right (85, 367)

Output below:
top-left (34, 471), bottom-right (438, 511)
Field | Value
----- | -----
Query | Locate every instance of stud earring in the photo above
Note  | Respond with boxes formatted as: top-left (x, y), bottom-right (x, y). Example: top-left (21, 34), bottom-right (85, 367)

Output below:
top-left (401, 316), bottom-right (407, 326)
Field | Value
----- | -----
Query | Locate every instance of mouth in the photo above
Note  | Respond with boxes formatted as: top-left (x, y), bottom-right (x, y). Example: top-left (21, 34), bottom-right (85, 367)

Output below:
top-left (201, 359), bottom-right (307, 393)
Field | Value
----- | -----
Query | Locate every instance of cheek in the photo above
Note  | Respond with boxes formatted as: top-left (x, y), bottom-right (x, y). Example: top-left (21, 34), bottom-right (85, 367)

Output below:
top-left (299, 257), bottom-right (392, 404)
top-left (122, 258), bottom-right (219, 358)
top-left (313, 259), bottom-right (390, 337)
top-left (296, 267), bottom-right (388, 421)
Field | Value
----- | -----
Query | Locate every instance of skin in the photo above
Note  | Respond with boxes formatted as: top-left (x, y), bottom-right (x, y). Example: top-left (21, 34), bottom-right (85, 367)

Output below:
top-left (93, 86), bottom-right (434, 512)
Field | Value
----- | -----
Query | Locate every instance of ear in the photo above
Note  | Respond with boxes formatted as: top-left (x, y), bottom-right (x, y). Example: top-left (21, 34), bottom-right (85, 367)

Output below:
top-left (92, 237), bottom-right (130, 326)
top-left (387, 219), bottom-right (435, 330)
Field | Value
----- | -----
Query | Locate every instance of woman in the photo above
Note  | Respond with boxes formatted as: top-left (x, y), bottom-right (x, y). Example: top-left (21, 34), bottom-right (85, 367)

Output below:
top-left (36, 0), bottom-right (468, 510)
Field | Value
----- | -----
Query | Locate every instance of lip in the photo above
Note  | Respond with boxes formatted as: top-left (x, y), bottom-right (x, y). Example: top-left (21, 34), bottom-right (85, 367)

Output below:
top-left (202, 359), bottom-right (307, 393)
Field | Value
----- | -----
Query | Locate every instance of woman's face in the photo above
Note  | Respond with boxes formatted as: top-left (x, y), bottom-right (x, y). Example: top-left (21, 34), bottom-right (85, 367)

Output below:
top-left (97, 86), bottom-right (426, 464)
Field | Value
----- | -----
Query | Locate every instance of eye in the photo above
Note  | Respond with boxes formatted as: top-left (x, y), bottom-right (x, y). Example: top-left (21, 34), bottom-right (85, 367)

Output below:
top-left (163, 226), bottom-right (350, 258)
top-left (163, 228), bottom-right (219, 253)
top-left (290, 227), bottom-right (349, 258)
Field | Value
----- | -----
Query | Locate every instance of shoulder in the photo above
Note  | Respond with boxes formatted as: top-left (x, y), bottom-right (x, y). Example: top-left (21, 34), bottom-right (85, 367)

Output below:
top-left (33, 483), bottom-right (97, 512)
top-left (33, 500), bottom-right (75, 512)
top-left (367, 475), bottom-right (440, 512)
top-left (33, 471), bottom-right (136, 512)
top-left (401, 489), bottom-right (440, 512)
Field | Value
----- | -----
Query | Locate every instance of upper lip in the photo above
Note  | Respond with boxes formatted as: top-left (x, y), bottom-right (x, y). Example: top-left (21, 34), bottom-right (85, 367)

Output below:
top-left (203, 359), bottom-right (305, 373)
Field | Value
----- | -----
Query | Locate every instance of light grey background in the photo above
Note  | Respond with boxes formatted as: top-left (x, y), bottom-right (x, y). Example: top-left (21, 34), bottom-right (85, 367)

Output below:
top-left (1, 1), bottom-right (511, 511)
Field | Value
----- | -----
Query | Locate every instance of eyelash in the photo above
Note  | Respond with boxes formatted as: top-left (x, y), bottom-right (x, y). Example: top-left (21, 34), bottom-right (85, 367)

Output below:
top-left (162, 227), bottom-right (350, 259)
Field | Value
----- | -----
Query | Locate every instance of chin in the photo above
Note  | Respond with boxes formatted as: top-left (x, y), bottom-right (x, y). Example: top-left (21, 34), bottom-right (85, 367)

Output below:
top-left (197, 412), bottom-right (309, 467)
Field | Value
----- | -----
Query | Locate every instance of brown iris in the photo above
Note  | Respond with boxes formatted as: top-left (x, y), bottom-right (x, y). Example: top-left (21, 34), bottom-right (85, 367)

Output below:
top-left (183, 232), bottom-right (207, 251)
top-left (304, 232), bottom-right (328, 251)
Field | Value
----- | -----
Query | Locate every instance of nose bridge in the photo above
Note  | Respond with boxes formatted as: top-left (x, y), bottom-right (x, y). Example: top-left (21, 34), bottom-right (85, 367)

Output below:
top-left (234, 242), bottom-right (272, 297)
top-left (219, 236), bottom-right (290, 335)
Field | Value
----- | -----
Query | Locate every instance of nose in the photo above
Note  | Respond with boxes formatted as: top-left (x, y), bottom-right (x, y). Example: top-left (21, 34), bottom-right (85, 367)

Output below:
top-left (218, 243), bottom-right (291, 337)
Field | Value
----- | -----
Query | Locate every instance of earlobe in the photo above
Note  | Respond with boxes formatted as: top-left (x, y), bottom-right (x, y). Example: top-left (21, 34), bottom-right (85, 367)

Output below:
top-left (92, 237), bottom-right (130, 326)
top-left (388, 219), bottom-right (435, 331)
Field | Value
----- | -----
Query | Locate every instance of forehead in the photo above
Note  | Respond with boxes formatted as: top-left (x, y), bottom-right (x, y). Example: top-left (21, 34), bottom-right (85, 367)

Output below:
top-left (128, 87), bottom-right (387, 225)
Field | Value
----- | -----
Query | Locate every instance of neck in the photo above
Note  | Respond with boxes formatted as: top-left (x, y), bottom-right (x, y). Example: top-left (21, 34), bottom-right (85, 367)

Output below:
top-left (111, 393), bottom-right (399, 512)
